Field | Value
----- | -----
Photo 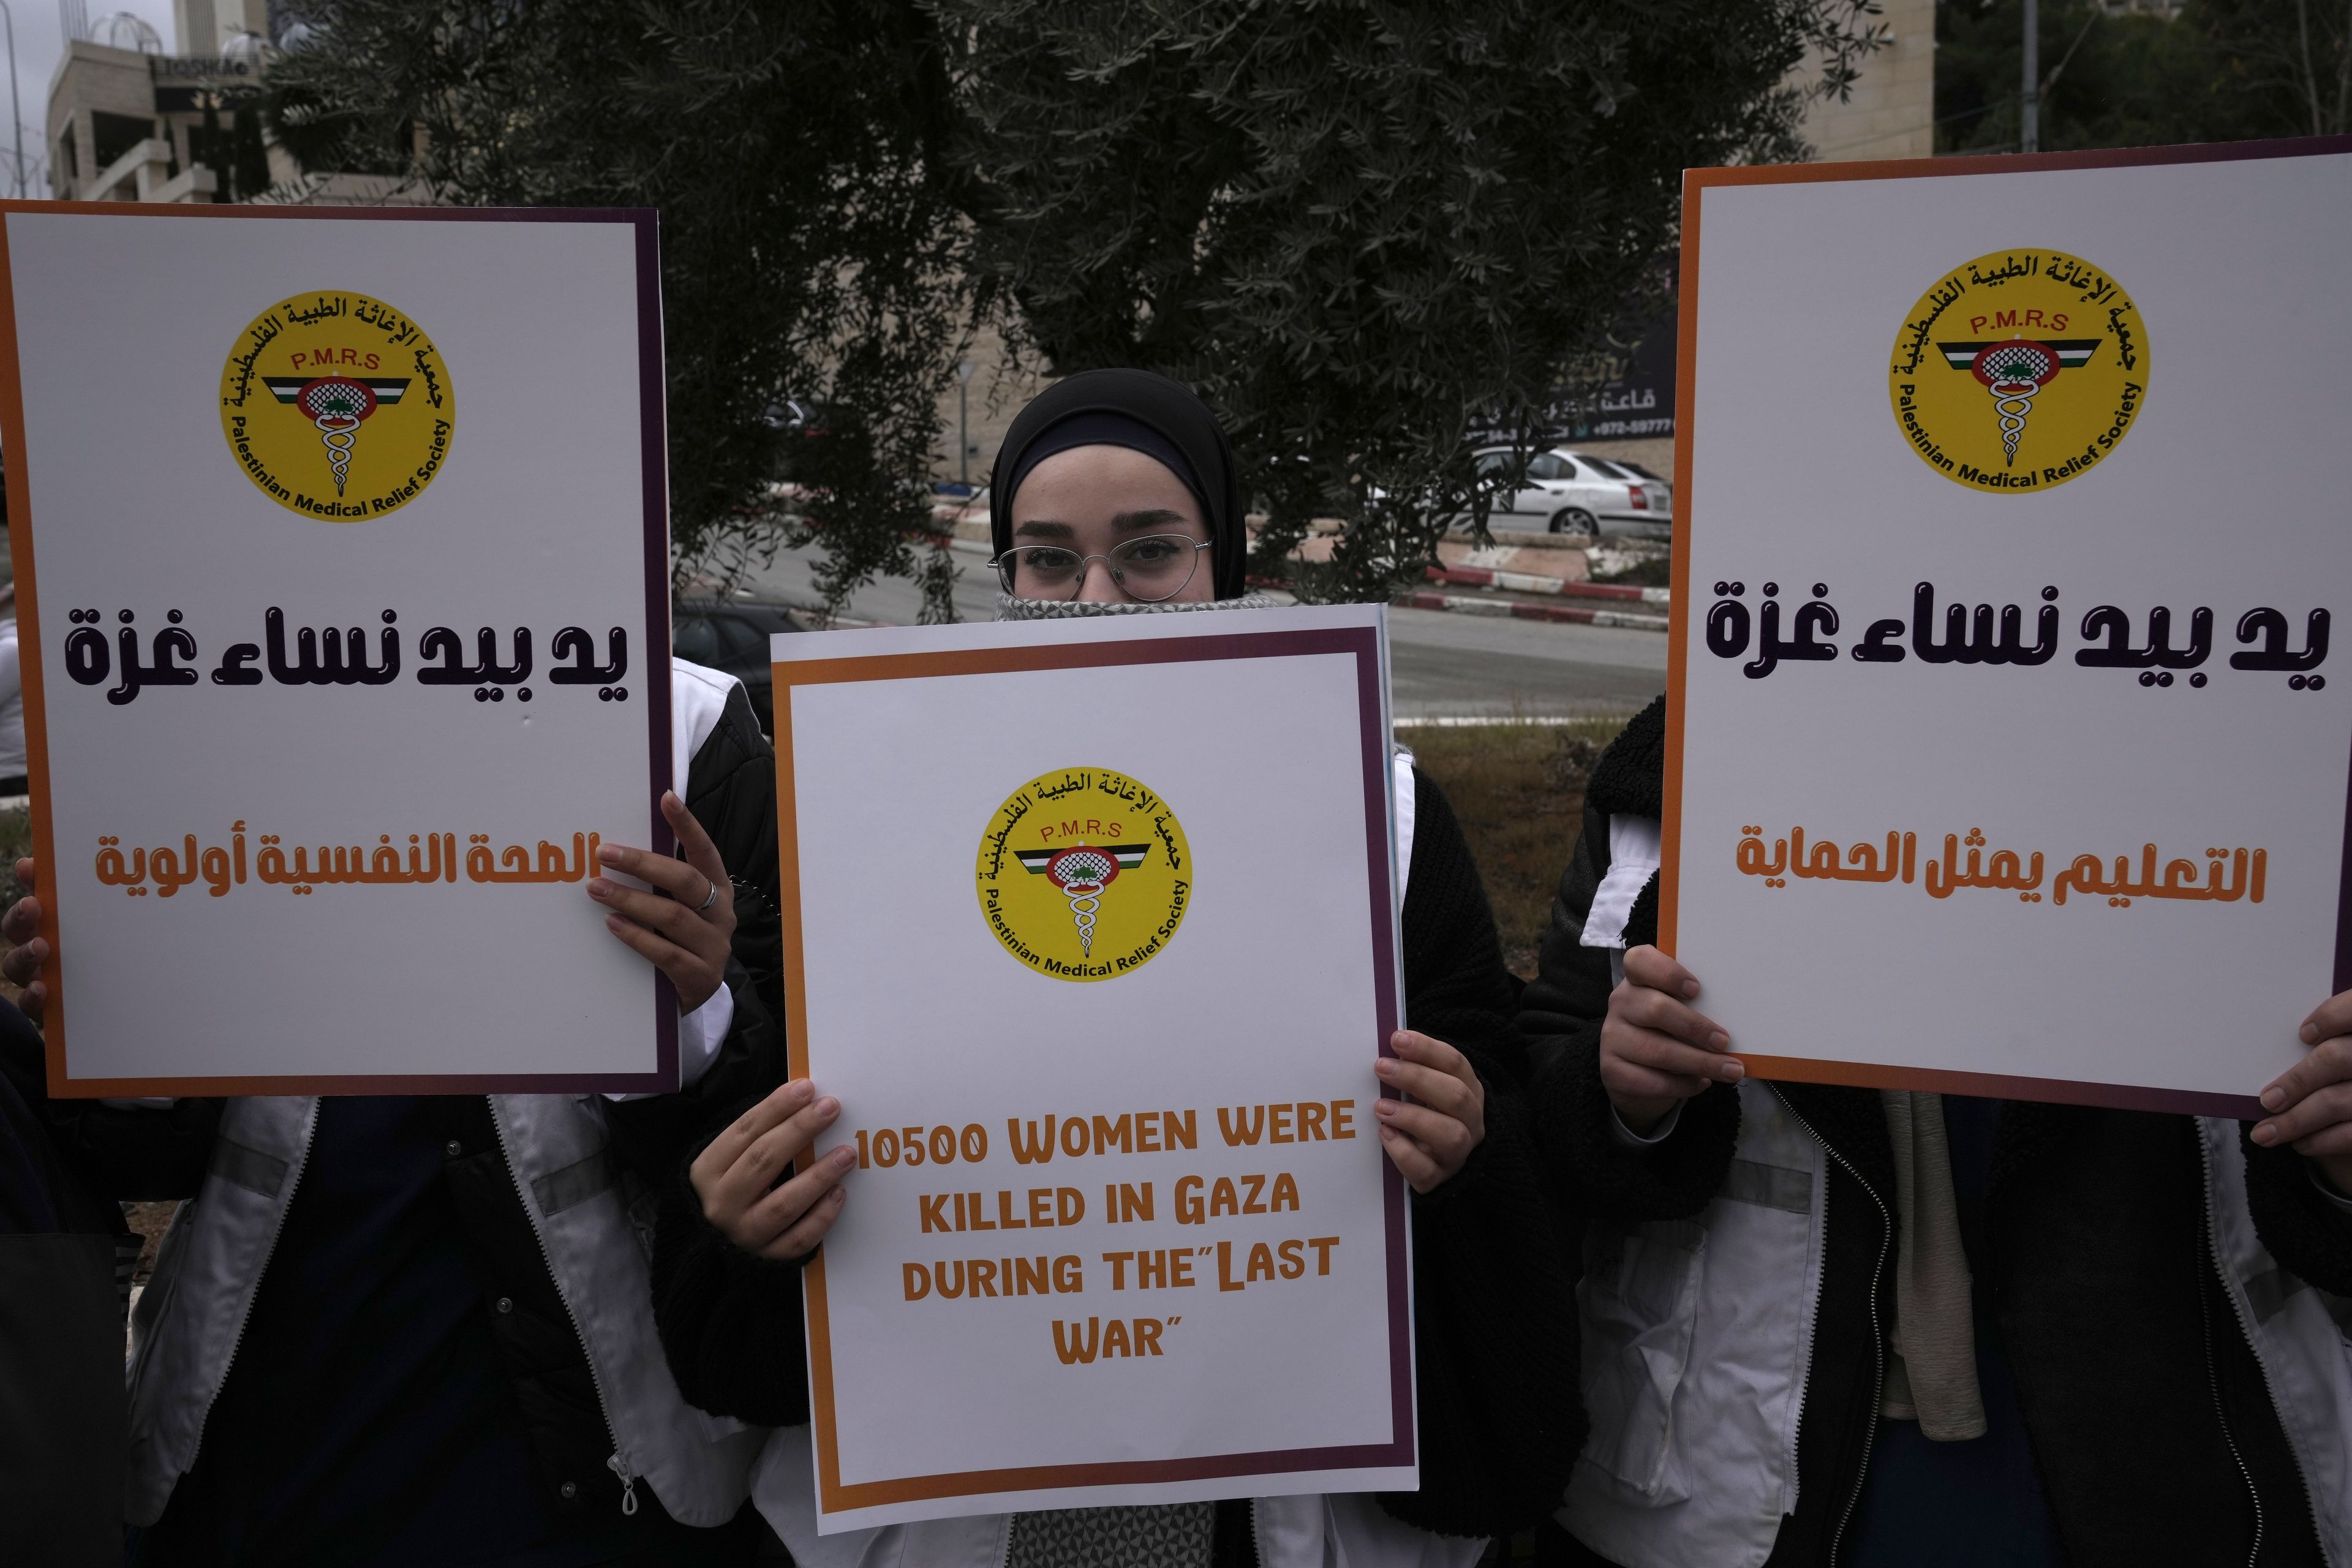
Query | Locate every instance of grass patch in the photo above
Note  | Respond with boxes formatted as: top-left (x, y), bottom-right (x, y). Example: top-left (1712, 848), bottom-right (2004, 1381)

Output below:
top-left (1400, 720), bottom-right (1623, 979)
top-left (1590, 554), bottom-right (1670, 587)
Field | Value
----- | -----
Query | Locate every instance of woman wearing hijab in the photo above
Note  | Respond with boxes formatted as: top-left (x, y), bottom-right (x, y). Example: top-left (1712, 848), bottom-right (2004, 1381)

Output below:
top-left (651, 371), bottom-right (1584, 1567)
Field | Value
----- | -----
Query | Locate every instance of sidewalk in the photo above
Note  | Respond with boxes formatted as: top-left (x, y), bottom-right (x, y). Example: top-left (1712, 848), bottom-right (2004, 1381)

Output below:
top-left (1393, 589), bottom-right (1668, 631)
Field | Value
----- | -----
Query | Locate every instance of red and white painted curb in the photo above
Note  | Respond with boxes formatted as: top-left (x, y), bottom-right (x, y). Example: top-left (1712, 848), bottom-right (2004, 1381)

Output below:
top-left (1393, 589), bottom-right (1668, 631)
top-left (1425, 564), bottom-right (1669, 605)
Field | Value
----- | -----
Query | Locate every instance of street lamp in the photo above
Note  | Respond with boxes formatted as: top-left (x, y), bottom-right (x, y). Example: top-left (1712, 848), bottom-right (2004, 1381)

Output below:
top-left (2021, 0), bottom-right (2040, 154)
top-left (956, 358), bottom-right (976, 487)
top-left (0, 4), bottom-right (23, 198)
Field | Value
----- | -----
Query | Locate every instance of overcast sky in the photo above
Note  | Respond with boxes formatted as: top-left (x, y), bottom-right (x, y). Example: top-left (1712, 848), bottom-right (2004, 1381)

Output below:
top-left (2, 2), bottom-right (181, 194)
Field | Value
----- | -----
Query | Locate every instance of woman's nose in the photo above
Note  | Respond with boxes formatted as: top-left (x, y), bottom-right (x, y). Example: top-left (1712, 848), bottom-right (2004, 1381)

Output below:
top-left (1074, 557), bottom-right (1128, 603)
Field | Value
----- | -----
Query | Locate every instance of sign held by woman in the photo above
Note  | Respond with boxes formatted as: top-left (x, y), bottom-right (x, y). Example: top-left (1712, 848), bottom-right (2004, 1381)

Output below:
top-left (0, 203), bottom-right (679, 1095)
top-left (1664, 140), bottom-right (2352, 1114)
top-left (769, 604), bottom-right (1416, 1530)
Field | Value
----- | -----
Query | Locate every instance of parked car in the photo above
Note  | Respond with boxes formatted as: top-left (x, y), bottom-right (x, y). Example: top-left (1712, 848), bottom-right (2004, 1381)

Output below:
top-left (673, 600), bottom-right (804, 734)
top-left (1469, 445), bottom-right (1672, 540)
top-left (761, 399), bottom-right (851, 483)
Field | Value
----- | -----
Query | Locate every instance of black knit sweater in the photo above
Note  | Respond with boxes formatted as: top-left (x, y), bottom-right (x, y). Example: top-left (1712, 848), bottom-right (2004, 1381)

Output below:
top-left (652, 767), bottom-right (1584, 1542)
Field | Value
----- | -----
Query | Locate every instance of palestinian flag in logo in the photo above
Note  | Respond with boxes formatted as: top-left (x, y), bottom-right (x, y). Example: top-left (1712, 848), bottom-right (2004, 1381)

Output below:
top-left (1935, 339), bottom-right (2101, 372)
top-left (261, 375), bottom-right (414, 406)
top-left (1017, 843), bottom-right (1150, 881)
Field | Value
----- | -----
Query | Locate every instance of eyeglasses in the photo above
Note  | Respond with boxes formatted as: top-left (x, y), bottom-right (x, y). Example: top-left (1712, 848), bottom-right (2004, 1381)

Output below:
top-left (989, 534), bottom-right (1213, 603)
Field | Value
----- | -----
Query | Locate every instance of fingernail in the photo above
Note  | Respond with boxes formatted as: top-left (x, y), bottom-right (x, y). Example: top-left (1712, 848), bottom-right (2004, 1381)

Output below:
top-left (830, 1187), bottom-right (847, 1203)
top-left (832, 1147), bottom-right (855, 1168)
top-left (1709, 1030), bottom-right (1731, 1050)
top-left (586, 878), bottom-right (611, 898)
top-left (1721, 1060), bottom-right (1744, 1081)
top-left (2254, 1122), bottom-right (2277, 1144)
top-left (785, 1081), bottom-right (814, 1103)
top-left (2302, 1024), bottom-right (2320, 1044)
top-left (664, 790), bottom-right (683, 809)
top-left (598, 844), bottom-right (623, 865)
top-left (1379, 1125), bottom-right (1400, 1140)
top-left (1375, 1100), bottom-right (1397, 1117)
top-left (815, 1097), bottom-right (839, 1118)
top-left (1374, 1058), bottom-right (1398, 1077)
top-left (1682, 981), bottom-right (1700, 999)
top-left (2262, 1087), bottom-right (2287, 1110)
top-left (603, 914), bottom-right (625, 934)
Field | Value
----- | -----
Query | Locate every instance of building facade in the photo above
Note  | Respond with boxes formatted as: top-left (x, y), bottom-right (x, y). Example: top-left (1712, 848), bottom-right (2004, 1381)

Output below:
top-left (45, 9), bottom-right (424, 207)
top-left (1798, 0), bottom-right (1937, 163)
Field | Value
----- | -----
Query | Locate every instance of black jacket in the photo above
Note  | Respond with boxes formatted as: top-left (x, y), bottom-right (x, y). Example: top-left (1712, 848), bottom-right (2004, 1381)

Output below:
top-left (1518, 696), bottom-right (2352, 1567)
top-left (49, 679), bottom-right (790, 1529)
top-left (652, 767), bottom-right (1586, 1545)
top-left (0, 997), bottom-right (130, 1567)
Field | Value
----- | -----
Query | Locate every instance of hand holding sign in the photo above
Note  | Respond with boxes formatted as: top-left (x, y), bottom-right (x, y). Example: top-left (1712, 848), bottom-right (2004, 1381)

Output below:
top-left (3, 859), bottom-right (45, 1024)
top-left (1601, 946), bottom-right (1743, 1134)
top-left (2254, 990), bottom-right (2352, 1196)
top-left (692, 1079), bottom-right (856, 1261)
top-left (1373, 1030), bottom-right (1487, 1193)
top-left (586, 791), bottom-right (735, 1011)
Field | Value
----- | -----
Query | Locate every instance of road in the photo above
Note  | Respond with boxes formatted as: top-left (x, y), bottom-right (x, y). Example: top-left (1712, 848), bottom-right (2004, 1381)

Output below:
top-left (722, 543), bottom-right (1665, 718)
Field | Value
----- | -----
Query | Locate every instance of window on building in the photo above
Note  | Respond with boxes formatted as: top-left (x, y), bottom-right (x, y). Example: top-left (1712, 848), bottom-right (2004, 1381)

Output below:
top-left (91, 112), bottom-right (159, 177)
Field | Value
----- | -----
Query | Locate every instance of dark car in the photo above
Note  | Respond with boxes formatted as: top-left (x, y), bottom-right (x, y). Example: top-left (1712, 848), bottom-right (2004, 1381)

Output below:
top-left (673, 600), bottom-right (804, 734)
top-left (761, 398), bottom-right (853, 483)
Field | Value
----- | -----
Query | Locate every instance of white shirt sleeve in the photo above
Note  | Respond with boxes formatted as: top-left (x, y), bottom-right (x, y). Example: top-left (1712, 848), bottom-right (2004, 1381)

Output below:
top-left (1392, 748), bottom-right (1418, 896)
top-left (2309, 1162), bottom-right (2352, 1219)
top-left (1581, 814), bottom-right (1662, 949)
top-left (603, 984), bottom-right (735, 1102)
top-left (1610, 1099), bottom-right (1685, 1149)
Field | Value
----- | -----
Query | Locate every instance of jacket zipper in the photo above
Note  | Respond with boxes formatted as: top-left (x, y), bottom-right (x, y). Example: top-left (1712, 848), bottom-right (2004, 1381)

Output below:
top-left (2196, 1126), bottom-right (2322, 1565)
top-left (487, 1099), bottom-right (637, 1517)
top-left (1770, 1087), bottom-right (1892, 1568)
top-left (175, 1104), bottom-right (320, 1483)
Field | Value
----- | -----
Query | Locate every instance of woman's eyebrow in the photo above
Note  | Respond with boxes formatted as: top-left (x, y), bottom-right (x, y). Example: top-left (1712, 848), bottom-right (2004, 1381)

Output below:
top-left (1011, 519), bottom-right (1076, 539)
top-left (1111, 509), bottom-right (1194, 533)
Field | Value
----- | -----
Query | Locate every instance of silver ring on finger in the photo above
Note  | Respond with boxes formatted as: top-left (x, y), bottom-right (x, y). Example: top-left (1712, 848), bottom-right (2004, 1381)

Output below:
top-left (696, 875), bottom-right (719, 913)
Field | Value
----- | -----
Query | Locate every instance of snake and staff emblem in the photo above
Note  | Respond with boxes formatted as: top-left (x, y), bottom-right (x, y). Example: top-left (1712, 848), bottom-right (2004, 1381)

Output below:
top-left (1937, 337), bottom-right (2100, 467)
top-left (1016, 843), bottom-right (1152, 956)
top-left (261, 375), bottom-right (413, 494)
top-left (976, 766), bottom-right (1192, 982)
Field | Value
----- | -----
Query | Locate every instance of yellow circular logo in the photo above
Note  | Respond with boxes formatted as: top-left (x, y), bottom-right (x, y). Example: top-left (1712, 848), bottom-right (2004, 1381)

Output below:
top-left (1888, 249), bottom-right (2148, 493)
top-left (976, 767), bottom-right (1191, 982)
top-left (220, 291), bottom-right (454, 521)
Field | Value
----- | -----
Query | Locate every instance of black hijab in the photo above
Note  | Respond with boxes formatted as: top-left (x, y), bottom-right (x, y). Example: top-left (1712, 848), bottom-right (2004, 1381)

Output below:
top-left (988, 369), bottom-right (1247, 601)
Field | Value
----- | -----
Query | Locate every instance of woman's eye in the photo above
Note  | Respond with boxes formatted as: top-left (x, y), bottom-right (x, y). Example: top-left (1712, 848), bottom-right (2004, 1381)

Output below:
top-left (1126, 540), bottom-right (1180, 564)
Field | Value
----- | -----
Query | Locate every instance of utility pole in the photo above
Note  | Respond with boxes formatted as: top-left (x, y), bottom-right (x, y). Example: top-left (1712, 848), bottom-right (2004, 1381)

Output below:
top-left (2021, 0), bottom-right (2040, 153)
top-left (0, 4), bottom-right (22, 198)
top-left (956, 358), bottom-right (976, 487)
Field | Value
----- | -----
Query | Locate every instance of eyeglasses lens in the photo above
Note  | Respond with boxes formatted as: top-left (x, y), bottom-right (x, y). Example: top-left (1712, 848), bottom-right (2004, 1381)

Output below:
top-left (1107, 537), bottom-right (1199, 600)
top-left (1001, 537), bottom-right (1207, 601)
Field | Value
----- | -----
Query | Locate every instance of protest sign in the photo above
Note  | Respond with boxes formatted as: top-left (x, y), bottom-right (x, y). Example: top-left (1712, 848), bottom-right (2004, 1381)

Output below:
top-left (1664, 139), bottom-right (2352, 1116)
top-left (0, 204), bottom-right (677, 1095)
top-left (769, 605), bottom-right (1413, 1529)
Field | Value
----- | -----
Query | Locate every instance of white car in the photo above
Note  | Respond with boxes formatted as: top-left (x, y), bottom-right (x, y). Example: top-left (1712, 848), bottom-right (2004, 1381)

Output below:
top-left (1471, 445), bottom-right (1672, 539)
